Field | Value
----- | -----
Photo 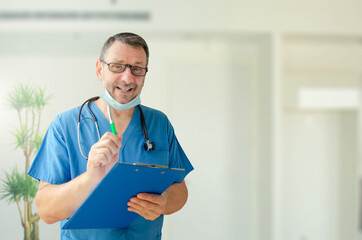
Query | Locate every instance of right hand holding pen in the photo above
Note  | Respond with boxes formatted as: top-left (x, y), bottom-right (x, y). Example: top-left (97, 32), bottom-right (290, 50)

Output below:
top-left (87, 132), bottom-right (122, 184)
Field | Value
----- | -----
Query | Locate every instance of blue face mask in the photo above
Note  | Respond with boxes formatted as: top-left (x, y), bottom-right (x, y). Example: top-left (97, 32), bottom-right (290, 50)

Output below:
top-left (100, 89), bottom-right (141, 111)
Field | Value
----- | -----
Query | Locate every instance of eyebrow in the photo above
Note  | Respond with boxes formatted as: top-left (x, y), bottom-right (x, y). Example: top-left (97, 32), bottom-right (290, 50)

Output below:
top-left (110, 59), bottom-right (145, 66)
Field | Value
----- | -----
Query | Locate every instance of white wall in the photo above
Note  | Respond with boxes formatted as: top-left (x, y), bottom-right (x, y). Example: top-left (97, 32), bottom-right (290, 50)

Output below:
top-left (1, 1), bottom-right (362, 240)
top-left (0, 31), bottom-right (273, 240)
top-left (1, 0), bottom-right (362, 33)
top-left (280, 111), bottom-right (357, 240)
top-left (154, 34), bottom-right (272, 240)
top-left (277, 34), bottom-right (362, 240)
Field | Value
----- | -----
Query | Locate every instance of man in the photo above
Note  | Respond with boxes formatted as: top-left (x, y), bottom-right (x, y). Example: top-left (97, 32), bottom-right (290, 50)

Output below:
top-left (28, 32), bottom-right (194, 239)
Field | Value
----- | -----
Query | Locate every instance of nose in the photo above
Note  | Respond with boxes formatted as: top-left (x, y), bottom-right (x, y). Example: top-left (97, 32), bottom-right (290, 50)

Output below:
top-left (119, 66), bottom-right (135, 84)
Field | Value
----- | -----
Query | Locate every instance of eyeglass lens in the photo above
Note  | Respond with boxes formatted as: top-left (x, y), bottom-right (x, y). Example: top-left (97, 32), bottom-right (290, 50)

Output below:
top-left (108, 63), bottom-right (146, 76)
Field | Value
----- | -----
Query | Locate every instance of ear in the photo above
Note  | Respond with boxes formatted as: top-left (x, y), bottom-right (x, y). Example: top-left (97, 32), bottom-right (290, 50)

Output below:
top-left (96, 59), bottom-right (103, 82)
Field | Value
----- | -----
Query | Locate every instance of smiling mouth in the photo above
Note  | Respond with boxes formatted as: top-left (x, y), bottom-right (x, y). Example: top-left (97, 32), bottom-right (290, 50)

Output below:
top-left (117, 86), bottom-right (133, 92)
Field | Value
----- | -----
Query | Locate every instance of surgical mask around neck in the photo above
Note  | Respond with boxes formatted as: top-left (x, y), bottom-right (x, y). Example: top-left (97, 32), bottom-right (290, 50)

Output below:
top-left (100, 89), bottom-right (141, 111)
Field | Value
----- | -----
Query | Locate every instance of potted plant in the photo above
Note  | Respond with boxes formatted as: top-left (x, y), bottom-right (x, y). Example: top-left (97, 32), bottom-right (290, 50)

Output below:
top-left (0, 84), bottom-right (51, 240)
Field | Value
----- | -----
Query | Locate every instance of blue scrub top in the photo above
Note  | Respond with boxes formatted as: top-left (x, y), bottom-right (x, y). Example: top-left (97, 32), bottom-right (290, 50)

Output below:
top-left (28, 102), bottom-right (194, 240)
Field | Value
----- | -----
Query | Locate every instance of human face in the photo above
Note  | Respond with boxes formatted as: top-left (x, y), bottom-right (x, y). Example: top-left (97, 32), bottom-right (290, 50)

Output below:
top-left (96, 41), bottom-right (147, 104)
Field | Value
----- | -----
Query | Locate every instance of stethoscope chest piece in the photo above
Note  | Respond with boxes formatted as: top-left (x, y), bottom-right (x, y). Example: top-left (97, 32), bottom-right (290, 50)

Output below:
top-left (138, 105), bottom-right (155, 151)
top-left (144, 140), bottom-right (155, 151)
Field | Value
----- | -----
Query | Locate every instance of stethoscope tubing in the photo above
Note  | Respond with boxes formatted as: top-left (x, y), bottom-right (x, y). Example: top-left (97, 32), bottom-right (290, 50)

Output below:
top-left (77, 96), bottom-right (155, 160)
top-left (78, 96), bottom-right (101, 159)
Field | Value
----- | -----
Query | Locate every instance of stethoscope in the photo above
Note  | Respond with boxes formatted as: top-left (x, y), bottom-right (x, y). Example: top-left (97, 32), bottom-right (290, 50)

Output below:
top-left (77, 96), bottom-right (155, 160)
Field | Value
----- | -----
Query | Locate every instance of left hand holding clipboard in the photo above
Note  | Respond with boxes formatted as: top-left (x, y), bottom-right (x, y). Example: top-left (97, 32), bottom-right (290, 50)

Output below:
top-left (127, 193), bottom-right (167, 221)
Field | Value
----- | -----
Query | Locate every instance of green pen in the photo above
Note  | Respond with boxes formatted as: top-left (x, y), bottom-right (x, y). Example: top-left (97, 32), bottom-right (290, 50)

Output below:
top-left (107, 104), bottom-right (117, 135)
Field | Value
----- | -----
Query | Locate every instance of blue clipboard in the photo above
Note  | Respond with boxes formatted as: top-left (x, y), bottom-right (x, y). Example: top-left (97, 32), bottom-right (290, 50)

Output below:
top-left (62, 163), bottom-right (184, 229)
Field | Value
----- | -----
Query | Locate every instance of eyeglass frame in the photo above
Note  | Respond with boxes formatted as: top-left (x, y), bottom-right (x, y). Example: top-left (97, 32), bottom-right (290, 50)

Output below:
top-left (100, 60), bottom-right (148, 77)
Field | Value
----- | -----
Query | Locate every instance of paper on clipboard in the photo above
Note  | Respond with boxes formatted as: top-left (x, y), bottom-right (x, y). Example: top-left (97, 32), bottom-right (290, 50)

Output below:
top-left (62, 162), bottom-right (184, 229)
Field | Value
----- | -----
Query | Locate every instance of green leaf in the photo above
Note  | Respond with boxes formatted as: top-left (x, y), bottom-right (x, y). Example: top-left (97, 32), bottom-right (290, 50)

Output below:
top-left (0, 168), bottom-right (38, 204)
top-left (12, 124), bottom-right (31, 150)
top-left (7, 83), bottom-right (51, 111)
top-left (33, 86), bottom-right (52, 110)
top-left (7, 84), bottom-right (34, 111)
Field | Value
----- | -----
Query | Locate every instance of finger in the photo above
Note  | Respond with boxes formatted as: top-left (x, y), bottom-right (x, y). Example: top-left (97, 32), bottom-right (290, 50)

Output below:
top-left (127, 202), bottom-right (159, 221)
top-left (103, 139), bottom-right (119, 156)
top-left (110, 152), bottom-right (119, 165)
top-left (98, 135), bottom-right (121, 153)
top-left (88, 133), bottom-right (121, 170)
top-left (94, 136), bottom-right (121, 158)
top-left (88, 145), bottom-right (115, 167)
top-left (129, 197), bottom-right (163, 213)
top-left (103, 132), bottom-right (122, 148)
top-left (137, 193), bottom-right (166, 206)
top-left (127, 206), bottom-right (154, 220)
top-left (95, 148), bottom-right (113, 164)
top-left (88, 151), bottom-right (107, 167)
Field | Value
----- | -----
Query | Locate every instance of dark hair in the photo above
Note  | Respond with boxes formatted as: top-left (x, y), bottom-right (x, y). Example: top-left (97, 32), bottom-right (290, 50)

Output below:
top-left (99, 32), bottom-right (149, 66)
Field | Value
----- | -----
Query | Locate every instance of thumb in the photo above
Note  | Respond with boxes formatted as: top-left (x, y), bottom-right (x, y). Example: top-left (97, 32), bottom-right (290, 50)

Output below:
top-left (117, 134), bottom-right (123, 147)
top-left (112, 152), bottom-right (119, 164)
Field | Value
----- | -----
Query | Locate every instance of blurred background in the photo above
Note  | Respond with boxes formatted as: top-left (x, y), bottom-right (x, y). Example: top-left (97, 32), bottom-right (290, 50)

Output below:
top-left (0, 0), bottom-right (362, 239)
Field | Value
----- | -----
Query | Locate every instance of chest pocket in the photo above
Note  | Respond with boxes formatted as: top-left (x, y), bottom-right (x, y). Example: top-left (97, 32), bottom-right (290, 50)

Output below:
top-left (141, 149), bottom-right (169, 167)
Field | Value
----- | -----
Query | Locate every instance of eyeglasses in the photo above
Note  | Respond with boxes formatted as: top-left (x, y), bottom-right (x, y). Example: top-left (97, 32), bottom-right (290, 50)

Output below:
top-left (101, 60), bottom-right (148, 76)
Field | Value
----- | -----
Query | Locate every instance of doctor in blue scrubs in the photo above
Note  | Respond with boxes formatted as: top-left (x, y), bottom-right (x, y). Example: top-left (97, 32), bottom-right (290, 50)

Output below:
top-left (28, 32), bottom-right (194, 240)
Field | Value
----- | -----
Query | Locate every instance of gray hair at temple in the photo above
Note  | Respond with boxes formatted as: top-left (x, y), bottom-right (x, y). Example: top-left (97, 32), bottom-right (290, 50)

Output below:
top-left (99, 32), bottom-right (150, 66)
